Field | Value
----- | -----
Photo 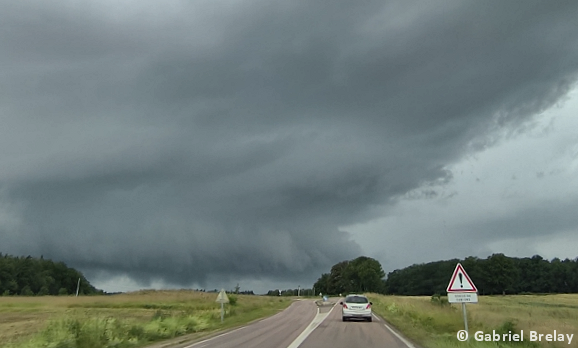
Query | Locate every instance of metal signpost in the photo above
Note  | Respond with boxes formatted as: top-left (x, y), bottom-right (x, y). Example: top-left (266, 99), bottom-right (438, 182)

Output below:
top-left (215, 289), bottom-right (230, 323)
top-left (447, 263), bottom-right (478, 338)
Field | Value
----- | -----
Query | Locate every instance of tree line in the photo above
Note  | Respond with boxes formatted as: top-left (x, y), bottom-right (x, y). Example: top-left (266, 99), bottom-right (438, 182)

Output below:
top-left (308, 253), bottom-right (578, 297)
top-left (265, 255), bottom-right (386, 297)
top-left (312, 256), bottom-right (386, 295)
top-left (386, 253), bottom-right (578, 295)
top-left (0, 253), bottom-right (101, 296)
top-left (266, 288), bottom-right (315, 296)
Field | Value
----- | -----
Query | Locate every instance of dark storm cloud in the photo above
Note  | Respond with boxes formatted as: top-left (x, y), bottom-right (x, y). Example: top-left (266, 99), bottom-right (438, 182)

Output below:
top-left (2, 0), bottom-right (578, 289)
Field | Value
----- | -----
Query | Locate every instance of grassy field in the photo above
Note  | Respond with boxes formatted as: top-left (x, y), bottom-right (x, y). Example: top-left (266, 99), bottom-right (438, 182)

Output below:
top-left (0, 290), bottom-right (292, 348)
top-left (367, 293), bottom-right (578, 348)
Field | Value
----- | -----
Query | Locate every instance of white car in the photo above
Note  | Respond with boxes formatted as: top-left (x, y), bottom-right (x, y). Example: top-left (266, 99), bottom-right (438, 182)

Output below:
top-left (340, 294), bottom-right (372, 322)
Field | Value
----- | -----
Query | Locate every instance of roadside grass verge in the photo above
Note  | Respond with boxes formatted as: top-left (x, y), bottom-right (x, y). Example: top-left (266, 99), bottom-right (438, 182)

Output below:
top-left (367, 293), bottom-right (578, 348)
top-left (0, 290), bottom-right (292, 348)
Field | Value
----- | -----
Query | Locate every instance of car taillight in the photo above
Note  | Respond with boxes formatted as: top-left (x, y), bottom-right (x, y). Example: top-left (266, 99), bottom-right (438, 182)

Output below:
top-left (366, 304), bottom-right (371, 309)
top-left (343, 303), bottom-right (348, 309)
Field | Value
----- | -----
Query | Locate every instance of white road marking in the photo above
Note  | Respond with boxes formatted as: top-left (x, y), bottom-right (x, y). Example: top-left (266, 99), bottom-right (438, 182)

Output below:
top-left (371, 313), bottom-right (381, 321)
top-left (286, 302), bottom-right (336, 348)
top-left (184, 326), bottom-right (248, 348)
top-left (380, 319), bottom-right (416, 348)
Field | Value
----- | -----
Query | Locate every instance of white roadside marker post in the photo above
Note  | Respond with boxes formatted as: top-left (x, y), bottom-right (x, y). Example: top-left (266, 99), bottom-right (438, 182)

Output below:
top-left (215, 289), bottom-right (229, 323)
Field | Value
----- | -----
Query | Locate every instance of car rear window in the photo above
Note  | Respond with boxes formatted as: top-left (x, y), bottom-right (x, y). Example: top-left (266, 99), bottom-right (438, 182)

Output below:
top-left (345, 296), bottom-right (368, 303)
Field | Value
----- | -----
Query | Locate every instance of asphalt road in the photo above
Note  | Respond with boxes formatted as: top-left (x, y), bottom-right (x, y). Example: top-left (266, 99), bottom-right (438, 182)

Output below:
top-left (299, 301), bottom-right (414, 348)
top-left (182, 299), bottom-right (317, 348)
top-left (180, 298), bottom-right (415, 348)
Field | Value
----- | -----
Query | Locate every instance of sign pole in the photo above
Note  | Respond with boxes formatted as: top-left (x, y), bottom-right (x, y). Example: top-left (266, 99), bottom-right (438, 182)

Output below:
top-left (461, 302), bottom-right (468, 337)
top-left (221, 302), bottom-right (224, 323)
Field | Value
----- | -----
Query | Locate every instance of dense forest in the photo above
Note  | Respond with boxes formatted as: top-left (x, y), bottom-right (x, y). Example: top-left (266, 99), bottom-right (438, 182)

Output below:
top-left (386, 254), bottom-right (578, 295)
top-left (311, 254), bottom-right (578, 296)
top-left (0, 253), bottom-right (101, 296)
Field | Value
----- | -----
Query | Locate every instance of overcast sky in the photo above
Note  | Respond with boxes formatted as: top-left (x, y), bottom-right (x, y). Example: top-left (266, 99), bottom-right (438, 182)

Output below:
top-left (1, 0), bottom-right (578, 294)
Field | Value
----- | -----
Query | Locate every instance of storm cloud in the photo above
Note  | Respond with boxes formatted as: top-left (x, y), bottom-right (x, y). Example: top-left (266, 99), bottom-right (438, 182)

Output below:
top-left (2, 0), bottom-right (578, 292)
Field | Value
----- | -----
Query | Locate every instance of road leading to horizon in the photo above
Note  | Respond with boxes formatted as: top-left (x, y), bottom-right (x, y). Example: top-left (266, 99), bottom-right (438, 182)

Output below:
top-left (298, 300), bottom-right (413, 348)
top-left (181, 299), bottom-right (413, 348)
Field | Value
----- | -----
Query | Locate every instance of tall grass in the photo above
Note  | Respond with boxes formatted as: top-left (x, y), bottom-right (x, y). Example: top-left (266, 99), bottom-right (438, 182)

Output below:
top-left (8, 314), bottom-right (212, 348)
top-left (367, 294), bottom-right (578, 348)
top-left (1, 290), bottom-right (291, 348)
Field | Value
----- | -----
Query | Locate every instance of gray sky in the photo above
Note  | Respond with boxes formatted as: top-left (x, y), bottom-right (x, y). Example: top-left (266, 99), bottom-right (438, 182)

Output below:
top-left (1, 0), bottom-right (578, 293)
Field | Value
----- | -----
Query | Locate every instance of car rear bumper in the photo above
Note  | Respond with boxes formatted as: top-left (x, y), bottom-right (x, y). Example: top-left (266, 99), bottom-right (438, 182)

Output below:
top-left (342, 310), bottom-right (372, 318)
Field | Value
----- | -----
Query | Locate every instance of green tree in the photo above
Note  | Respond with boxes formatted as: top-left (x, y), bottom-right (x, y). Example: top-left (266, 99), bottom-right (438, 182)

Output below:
top-left (344, 256), bottom-right (385, 293)
top-left (0, 253), bottom-right (100, 296)
top-left (20, 285), bottom-right (34, 296)
top-left (327, 261), bottom-right (349, 294)
top-left (313, 273), bottom-right (330, 295)
top-left (480, 254), bottom-right (517, 295)
top-left (529, 255), bottom-right (551, 292)
top-left (38, 285), bottom-right (50, 296)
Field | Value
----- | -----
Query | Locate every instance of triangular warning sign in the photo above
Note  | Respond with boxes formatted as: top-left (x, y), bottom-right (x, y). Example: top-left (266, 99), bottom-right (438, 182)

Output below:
top-left (215, 289), bottom-right (229, 303)
top-left (447, 263), bottom-right (477, 292)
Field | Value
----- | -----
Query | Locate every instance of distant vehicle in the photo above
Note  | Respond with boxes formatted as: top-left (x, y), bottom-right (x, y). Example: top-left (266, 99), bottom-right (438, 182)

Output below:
top-left (340, 294), bottom-right (372, 322)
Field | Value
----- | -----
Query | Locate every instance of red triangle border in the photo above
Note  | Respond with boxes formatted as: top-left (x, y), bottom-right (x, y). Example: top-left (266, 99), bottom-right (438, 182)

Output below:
top-left (446, 263), bottom-right (478, 292)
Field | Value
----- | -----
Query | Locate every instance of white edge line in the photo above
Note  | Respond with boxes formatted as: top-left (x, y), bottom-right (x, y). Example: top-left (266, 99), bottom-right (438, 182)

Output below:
top-left (380, 318), bottom-right (416, 348)
top-left (186, 300), bottom-right (299, 347)
top-left (371, 313), bottom-right (381, 321)
top-left (184, 326), bottom-right (247, 348)
top-left (286, 302), bottom-right (336, 348)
